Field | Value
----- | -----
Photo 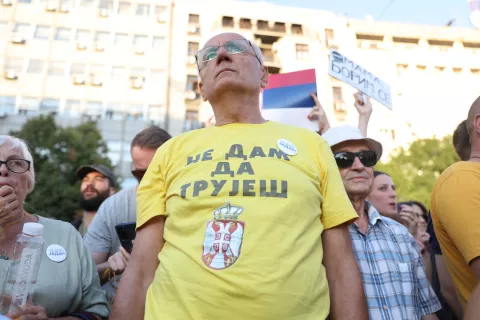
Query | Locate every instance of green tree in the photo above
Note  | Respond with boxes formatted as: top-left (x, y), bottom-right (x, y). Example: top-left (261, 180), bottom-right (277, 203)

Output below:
top-left (375, 135), bottom-right (459, 209)
top-left (10, 115), bottom-right (112, 222)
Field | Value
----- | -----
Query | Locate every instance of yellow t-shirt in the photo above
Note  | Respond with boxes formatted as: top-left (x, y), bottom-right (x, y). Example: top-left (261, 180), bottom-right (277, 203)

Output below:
top-left (431, 161), bottom-right (480, 309)
top-left (137, 121), bottom-right (358, 320)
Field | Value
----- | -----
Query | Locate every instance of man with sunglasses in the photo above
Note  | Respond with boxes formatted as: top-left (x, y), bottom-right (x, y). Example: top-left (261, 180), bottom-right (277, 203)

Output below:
top-left (323, 125), bottom-right (441, 319)
top-left (84, 126), bottom-right (171, 299)
top-left (111, 33), bottom-right (367, 320)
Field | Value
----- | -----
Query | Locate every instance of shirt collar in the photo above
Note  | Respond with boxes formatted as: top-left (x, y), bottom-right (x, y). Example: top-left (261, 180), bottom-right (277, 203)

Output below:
top-left (365, 201), bottom-right (383, 226)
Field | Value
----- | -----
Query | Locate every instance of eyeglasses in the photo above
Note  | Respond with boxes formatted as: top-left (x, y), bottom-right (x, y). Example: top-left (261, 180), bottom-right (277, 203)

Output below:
top-left (0, 159), bottom-right (31, 174)
top-left (333, 151), bottom-right (378, 169)
top-left (195, 39), bottom-right (261, 70)
top-left (131, 169), bottom-right (147, 183)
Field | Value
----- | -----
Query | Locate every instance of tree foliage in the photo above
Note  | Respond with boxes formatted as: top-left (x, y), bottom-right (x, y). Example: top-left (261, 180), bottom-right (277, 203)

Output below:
top-left (10, 115), bottom-right (112, 222)
top-left (375, 135), bottom-right (458, 209)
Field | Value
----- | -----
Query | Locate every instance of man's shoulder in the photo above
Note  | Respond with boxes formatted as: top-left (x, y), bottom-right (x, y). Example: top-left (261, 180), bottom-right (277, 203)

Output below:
top-left (101, 186), bottom-right (136, 208)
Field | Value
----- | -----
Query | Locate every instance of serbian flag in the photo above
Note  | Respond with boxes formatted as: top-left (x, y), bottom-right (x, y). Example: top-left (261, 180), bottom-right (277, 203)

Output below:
top-left (261, 69), bottom-right (318, 131)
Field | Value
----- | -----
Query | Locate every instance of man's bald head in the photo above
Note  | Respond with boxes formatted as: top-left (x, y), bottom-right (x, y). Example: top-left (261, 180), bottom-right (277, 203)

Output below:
top-left (467, 95), bottom-right (480, 136)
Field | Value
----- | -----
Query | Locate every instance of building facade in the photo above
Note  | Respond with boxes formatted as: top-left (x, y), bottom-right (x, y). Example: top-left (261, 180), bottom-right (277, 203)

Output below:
top-left (1, 0), bottom-right (480, 181)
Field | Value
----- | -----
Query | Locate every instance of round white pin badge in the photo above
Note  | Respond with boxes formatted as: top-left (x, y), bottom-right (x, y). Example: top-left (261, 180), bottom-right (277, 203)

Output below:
top-left (46, 244), bottom-right (67, 262)
top-left (277, 139), bottom-right (298, 156)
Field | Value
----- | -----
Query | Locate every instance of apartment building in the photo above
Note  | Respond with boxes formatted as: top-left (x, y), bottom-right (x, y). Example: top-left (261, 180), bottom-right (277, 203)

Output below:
top-left (1, 0), bottom-right (480, 181)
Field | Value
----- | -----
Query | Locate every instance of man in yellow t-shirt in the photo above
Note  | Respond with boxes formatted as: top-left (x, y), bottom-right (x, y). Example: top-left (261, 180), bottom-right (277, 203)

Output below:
top-left (111, 32), bottom-right (367, 320)
top-left (431, 95), bottom-right (480, 319)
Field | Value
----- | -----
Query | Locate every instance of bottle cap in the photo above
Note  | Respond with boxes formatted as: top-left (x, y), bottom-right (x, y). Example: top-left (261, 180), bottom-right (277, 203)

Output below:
top-left (22, 223), bottom-right (44, 236)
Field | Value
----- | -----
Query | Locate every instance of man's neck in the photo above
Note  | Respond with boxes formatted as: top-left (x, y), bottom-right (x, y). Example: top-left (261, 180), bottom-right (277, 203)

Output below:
top-left (82, 211), bottom-right (96, 229)
top-left (349, 195), bottom-right (369, 234)
top-left (211, 91), bottom-right (265, 126)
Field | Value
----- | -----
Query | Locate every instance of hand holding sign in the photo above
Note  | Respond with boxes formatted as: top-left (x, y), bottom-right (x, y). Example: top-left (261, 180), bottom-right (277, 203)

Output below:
top-left (353, 91), bottom-right (373, 117)
top-left (308, 92), bottom-right (330, 134)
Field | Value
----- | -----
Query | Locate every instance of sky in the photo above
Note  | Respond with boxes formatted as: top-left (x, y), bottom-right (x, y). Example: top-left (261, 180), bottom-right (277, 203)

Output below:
top-left (241, 0), bottom-right (478, 29)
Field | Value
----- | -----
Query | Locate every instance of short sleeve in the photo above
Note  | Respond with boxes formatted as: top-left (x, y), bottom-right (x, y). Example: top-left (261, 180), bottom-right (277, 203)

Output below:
top-left (434, 170), bottom-right (480, 264)
top-left (136, 144), bottom-right (169, 229)
top-left (83, 201), bottom-right (112, 254)
top-left (76, 231), bottom-right (110, 317)
top-left (316, 138), bottom-right (358, 229)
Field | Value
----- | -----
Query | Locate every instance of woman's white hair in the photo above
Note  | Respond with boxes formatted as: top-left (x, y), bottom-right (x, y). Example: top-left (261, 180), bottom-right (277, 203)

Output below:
top-left (0, 135), bottom-right (35, 193)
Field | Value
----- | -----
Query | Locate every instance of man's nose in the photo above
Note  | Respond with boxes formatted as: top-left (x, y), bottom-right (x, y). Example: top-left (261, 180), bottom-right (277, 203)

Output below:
top-left (215, 46), bottom-right (232, 65)
top-left (0, 162), bottom-right (9, 176)
top-left (350, 157), bottom-right (365, 170)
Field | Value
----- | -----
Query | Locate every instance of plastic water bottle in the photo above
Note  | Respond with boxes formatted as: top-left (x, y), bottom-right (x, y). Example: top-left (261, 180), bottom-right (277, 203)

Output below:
top-left (2, 223), bottom-right (44, 314)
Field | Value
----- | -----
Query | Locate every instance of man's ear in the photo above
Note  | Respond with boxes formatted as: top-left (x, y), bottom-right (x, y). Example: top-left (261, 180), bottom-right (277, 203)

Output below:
top-left (260, 65), bottom-right (269, 89)
top-left (109, 187), bottom-right (116, 196)
top-left (199, 81), bottom-right (208, 102)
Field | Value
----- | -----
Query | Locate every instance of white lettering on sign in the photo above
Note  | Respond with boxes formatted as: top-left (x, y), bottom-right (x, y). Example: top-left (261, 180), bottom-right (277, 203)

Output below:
top-left (328, 49), bottom-right (392, 110)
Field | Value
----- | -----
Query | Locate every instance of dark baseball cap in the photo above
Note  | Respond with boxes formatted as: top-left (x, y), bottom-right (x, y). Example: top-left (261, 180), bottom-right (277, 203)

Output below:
top-left (76, 164), bottom-right (117, 187)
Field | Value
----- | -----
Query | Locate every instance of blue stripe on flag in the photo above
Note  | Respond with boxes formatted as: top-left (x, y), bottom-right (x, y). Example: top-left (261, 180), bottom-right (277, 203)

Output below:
top-left (262, 83), bottom-right (317, 110)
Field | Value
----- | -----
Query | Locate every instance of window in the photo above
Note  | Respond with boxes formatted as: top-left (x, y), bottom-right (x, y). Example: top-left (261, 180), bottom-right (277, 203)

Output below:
top-left (295, 44), bottom-right (309, 60)
top-left (356, 34), bottom-right (384, 49)
top-left (127, 104), bottom-right (143, 119)
top-left (187, 42), bottom-right (199, 56)
top-left (34, 25), bottom-right (50, 40)
top-left (185, 75), bottom-right (199, 97)
top-left (155, 5), bottom-right (166, 15)
top-left (325, 28), bottom-right (334, 46)
top-left (70, 63), bottom-right (86, 76)
top-left (291, 24), bottom-right (303, 35)
top-left (55, 28), bottom-right (71, 41)
top-left (131, 68), bottom-right (146, 79)
top-left (0, 96), bottom-right (16, 115)
top-left (86, 101), bottom-right (103, 115)
top-left (19, 97), bottom-right (40, 110)
top-left (332, 87), bottom-right (346, 112)
top-left (435, 66), bottom-right (445, 73)
top-left (79, 0), bottom-right (94, 7)
top-left (5, 58), bottom-right (24, 72)
top-left (222, 16), bottom-right (234, 28)
top-left (239, 18), bottom-right (251, 29)
top-left (133, 34), bottom-right (148, 47)
top-left (453, 68), bottom-right (463, 74)
top-left (416, 65), bottom-right (426, 71)
top-left (75, 29), bottom-right (90, 42)
top-left (392, 37), bottom-right (419, 49)
top-left (114, 33), bottom-right (129, 46)
top-left (135, 3), bottom-right (150, 17)
top-left (95, 31), bottom-right (110, 43)
top-left (183, 110), bottom-right (199, 131)
top-left (105, 103), bottom-right (124, 120)
top-left (261, 48), bottom-right (274, 62)
top-left (188, 14), bottom-right (199, 24)
top-left (27, 60), bottom-right (44, 73)
top-left (148, 104), bottom-right (164, 122)
top-left (463, 42), bottom-right (480, 51)
top-left (13, 23), bottom-right (31, 37)
top-left (152, 36), bottom-right (165, 49)
top-left (47, 61), bottom-right (65, 76)
top-left (257, 20), bottom-right (268, 30)
top-left (471, 68), bottom-right (480, 75)
top-left (118, 2), bottom-right (130, 15)
top-left (64, 100), bottom-right (82, 116)
top-left (428, 39), bottom-right (453, 51)
top-left (111, 66), bottom-right (126, 81)
top-left (39, 99), bottom-right (59, 114)
top-left (273, 22), bottom-right (285, 32)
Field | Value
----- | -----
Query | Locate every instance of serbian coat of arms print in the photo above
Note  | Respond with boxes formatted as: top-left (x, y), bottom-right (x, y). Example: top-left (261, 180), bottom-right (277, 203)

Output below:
top-left (202, 202), bottom-right (245, 270)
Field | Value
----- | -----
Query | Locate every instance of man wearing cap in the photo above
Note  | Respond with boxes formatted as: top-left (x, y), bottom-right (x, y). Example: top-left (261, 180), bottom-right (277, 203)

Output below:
top-left (323, 125), bottom-right (441, 320)
top-left (75, 164), bottom-right (116, 236)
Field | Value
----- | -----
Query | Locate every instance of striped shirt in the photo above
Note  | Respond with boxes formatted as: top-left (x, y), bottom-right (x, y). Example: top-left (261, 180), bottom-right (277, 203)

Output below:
top-left (349, 202), bottom-right (441, 320)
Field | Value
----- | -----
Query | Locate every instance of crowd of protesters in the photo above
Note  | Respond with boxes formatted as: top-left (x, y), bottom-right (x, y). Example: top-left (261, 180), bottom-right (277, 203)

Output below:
top-left (0, 31), bottom-right (479, 320)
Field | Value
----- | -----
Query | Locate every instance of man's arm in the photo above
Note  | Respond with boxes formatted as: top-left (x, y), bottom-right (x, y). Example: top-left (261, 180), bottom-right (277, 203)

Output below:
top-left (464, 257), bottom-right (480, 320)
top-left (435, 254), bottom-right (463, 319)
top-left (110, 216), bottom-right (166, 320)
top-left (322, 223), bottom-right (368, 319)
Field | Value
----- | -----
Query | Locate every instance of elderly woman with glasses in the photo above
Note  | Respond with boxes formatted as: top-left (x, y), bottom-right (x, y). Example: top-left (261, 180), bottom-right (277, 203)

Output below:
top-left (0, 135), bottom-right (109, 319)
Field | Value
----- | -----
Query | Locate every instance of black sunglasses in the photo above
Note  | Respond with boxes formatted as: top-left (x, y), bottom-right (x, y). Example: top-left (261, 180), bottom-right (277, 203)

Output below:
top-left (333, 151), bottom-right (378, 169)
top-left (131, 169), bottom-right (147, 183)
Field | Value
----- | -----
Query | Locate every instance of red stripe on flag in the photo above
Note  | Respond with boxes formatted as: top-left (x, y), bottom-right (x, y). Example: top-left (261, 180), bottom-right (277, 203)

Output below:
top-left (265, 69), bottom-right (316, 90)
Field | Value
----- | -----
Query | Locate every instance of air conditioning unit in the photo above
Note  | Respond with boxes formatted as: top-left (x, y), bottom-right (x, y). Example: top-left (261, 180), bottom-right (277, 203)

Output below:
top-left (72, 75), bottom-right (86, 85)
top-left (4, 70), bottom-right (18, 80)
top-left (95, 42), bottom-right (105, 51)
top-left (134, 47), bottom-right (145, 55)
top-left (91, 76), bottom-right (103, 86)
top-left (1, 0), bottom-right (13, 6)
top-left (59, 4), bottom-right (69, 12)
top-left (45, 3), bottom-right (57, 11)
top-left (11, 34), bottom-right (26, 44)
top-left (186, 55), bottom-right (196, 64)
top-left (98, 8), bottom-right (108, 17)
top-left (131, 77), bottom-right (144, 89)
top-left (157, 13), bottom-right (167, 23)
top-left (76, 41), bottom-right (87, 50)
top-left (189, 25), bottom-right (200, 34)
top-left (184, 91), bottom-right (197, 100)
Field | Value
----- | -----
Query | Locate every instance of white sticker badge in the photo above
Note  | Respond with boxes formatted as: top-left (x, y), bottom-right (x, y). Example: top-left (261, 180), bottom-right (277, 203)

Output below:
top-left (46, 244), bottom-right (67, 263)
top-left (277, 139), bottom-right (297, 156)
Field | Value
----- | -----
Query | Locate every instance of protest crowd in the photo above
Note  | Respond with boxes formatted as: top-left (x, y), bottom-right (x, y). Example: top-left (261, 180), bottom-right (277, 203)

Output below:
top-left (0, 31), bottom-right (479, 320)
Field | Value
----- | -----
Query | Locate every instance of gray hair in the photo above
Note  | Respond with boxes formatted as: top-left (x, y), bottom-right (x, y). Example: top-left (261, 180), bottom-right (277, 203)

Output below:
top-left (0, 135), bottom-right (35, 193)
